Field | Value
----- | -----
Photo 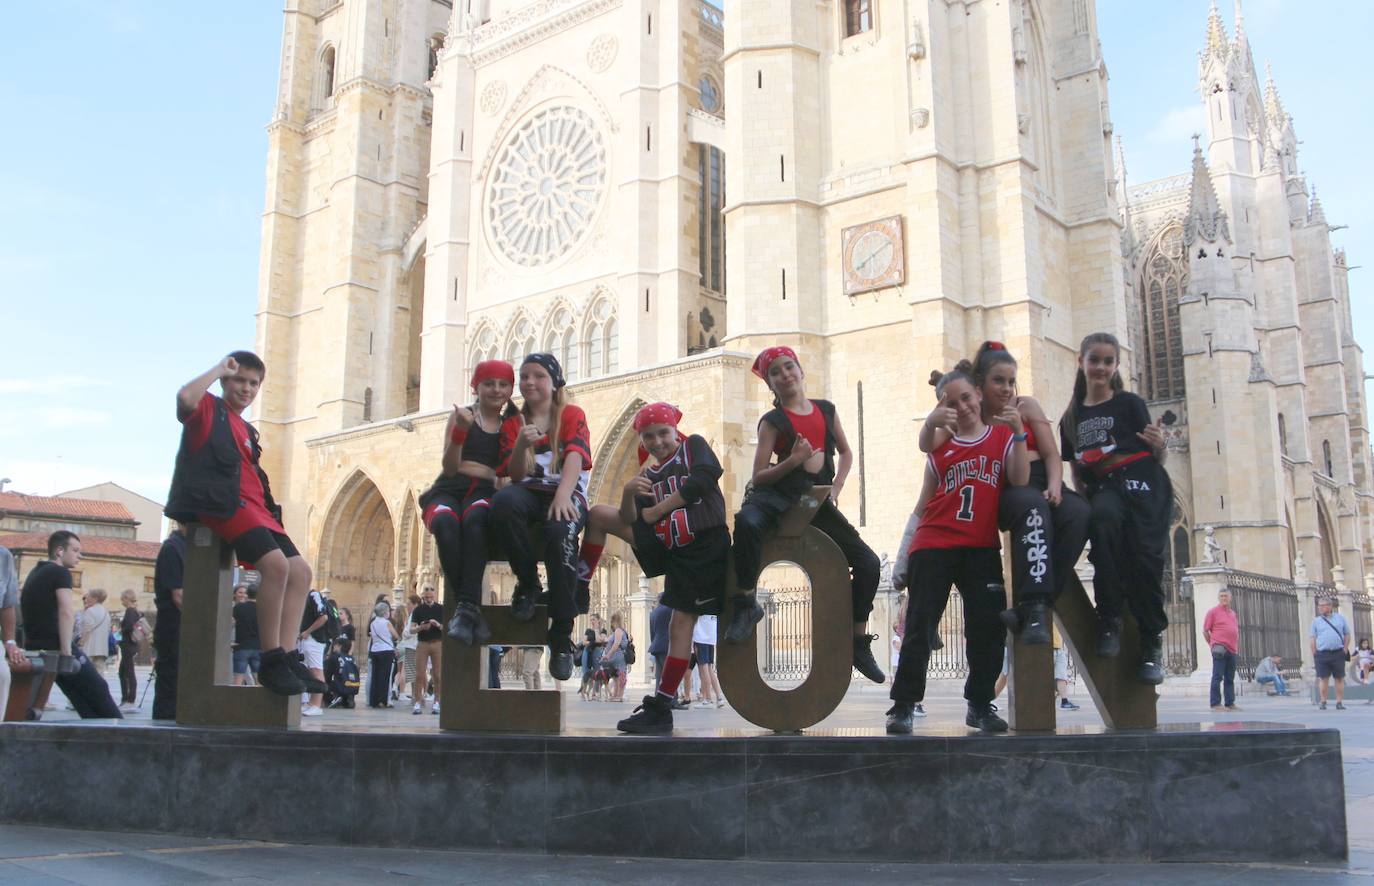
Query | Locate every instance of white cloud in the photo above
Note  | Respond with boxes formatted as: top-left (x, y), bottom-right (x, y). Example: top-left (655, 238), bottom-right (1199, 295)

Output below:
top-left (1147, 105), bottom-right (1206, 145)
top-left (0, 459), bottom-right (168, 504)
top-left (37, 407), bottom-right (112, 429)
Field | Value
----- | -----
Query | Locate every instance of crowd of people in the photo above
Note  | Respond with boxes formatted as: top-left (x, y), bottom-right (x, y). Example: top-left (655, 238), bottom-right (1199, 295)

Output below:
top-left (3, 331), bottom-right (1360, 733)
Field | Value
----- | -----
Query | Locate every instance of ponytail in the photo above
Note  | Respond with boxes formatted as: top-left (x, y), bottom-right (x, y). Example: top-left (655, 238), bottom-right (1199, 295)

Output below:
top-left (970, 340), bottom-right (1017, 387)
top-left (1060, 332), bottom-right (1122, 437)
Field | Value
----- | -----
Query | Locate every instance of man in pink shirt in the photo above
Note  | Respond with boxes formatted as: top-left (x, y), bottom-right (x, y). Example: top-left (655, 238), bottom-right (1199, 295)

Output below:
top-left (1204, 589), bottom-right (1240, 712)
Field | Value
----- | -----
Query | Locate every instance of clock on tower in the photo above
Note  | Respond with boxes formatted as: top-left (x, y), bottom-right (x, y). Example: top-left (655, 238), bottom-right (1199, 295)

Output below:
top-left (840, 215), bottom-right (906, 296)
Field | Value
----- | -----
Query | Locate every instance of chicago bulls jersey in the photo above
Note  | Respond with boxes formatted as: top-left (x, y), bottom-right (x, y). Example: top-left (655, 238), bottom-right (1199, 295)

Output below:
top-left (912, 425), bottom-right (1014, 551)
top-left (640, 434), bottom-right (726, 549)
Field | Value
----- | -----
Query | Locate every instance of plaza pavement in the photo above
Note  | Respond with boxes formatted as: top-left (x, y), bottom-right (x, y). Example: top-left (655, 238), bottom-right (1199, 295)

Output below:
top-left (8, 667), bottom-right (1373, 882)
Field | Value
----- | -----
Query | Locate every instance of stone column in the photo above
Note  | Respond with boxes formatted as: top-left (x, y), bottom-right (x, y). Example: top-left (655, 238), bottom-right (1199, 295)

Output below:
top-left (755, 587), bottom-right (774, 676)
top-left (628, 574), bottom-right (656, 690)
top-left (1295, 581), bottom-right (1321, 678)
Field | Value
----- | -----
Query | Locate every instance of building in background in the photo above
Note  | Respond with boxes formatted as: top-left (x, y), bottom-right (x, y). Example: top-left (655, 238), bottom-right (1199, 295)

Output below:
top-left (57, 483), bottom-right (165, 544)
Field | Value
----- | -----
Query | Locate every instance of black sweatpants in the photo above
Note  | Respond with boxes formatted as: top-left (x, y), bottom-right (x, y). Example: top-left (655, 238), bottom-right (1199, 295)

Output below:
top-left (368, 651), bottom-right (395, 707)
top-left (732, 486), bottom-right (879, 623)
top-left (1083, 457), bottom-right (1172, 638)
top-left (118, 642), bottom-right (138, 704)
top-left (151, 604), bottom-right (179, 720)
top-left (890, 548), bottom-right (1006, 706)
top-left (426, 483), bottom-right (497, 609)
top-left (999, 462), bottom-right (1092, 603)
top-left (489, 484), bottom-right (587, 626)
top-left (57, 652), bottom-right (123, 719)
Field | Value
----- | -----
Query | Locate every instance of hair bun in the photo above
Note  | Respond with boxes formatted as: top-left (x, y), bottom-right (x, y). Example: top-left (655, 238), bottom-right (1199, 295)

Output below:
top-left (928, 370), bottom-right (943, 388)
top-left (953, 359), bottom-right (975, 375)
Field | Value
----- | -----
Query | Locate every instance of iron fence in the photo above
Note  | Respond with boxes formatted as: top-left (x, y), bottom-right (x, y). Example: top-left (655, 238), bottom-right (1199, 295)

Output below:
top-left (762, 586), bottom-right (813, 680)
top-left (1352, 592), bottom-right (1373, 646)
top-left (1225, 569), bottom-right (1303, 681)
top-left (1162, 566), bottom-right (1196, 675)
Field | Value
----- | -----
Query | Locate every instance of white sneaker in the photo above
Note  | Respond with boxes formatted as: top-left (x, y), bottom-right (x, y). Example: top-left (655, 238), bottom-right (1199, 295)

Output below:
top-left (412, 703), bottom-right (423, 715)
top-left (716, 699), bottom-right (727, 709)
top-left (301, 705), bottom-right (323, 717)
top-left (119, 703), bottom-right (138, 712)
top-left (912, 703), bottom-right (927, 718)
top-left (431, 702), bottom-right (440, 715)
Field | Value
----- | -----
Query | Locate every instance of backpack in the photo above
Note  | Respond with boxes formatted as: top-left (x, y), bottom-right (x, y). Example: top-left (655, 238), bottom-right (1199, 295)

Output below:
top-left (323, 598), bottom-right (342, 642)
top-left (338, 655), bottom-right (361, 695)
top-left (623, 633), bottom-right (636, 666)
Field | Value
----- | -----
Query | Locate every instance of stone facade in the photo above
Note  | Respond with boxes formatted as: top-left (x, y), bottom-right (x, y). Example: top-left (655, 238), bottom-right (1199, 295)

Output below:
top-left (253, 0), bottom-right (1372, 637)
top-left (1119, 3), bottom-right (1374, 589)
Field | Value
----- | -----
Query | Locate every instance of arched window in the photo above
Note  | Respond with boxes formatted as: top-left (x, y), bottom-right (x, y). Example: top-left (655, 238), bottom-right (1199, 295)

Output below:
top-left (698, 146), bottom-right (726, 294)
top-left (469, 325), bottom-right (497, 378)
top-left (505, 316), bottom-right (535, 366)
top-left (1323, 439), bottom-right (1334, 477)
top-left (544, 306), bottom-right (579, 383)
top-left (584, 298), bottom-right (619, 378)
top-left (1278, 413), bottom-right (1288, 457)
top-left (321, 45), bottom-right (336, 100)
top-left (1140, 225), bottom-right (1187, 400)
top-left (844, 0), bottom-right (872, 37)
top-left (1164, 500), bottom-right (1191, 603)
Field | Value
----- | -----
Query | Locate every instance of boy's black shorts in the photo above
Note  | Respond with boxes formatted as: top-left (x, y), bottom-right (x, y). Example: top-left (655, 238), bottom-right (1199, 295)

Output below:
top-left (233, 527), bottom-right (300, 563)
top-left (630, 524), bottom-right (729, 616)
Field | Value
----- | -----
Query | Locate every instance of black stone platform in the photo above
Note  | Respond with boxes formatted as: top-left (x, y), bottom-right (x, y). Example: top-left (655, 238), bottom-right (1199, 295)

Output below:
top-left (0, 721), bottom-right (1345, 864)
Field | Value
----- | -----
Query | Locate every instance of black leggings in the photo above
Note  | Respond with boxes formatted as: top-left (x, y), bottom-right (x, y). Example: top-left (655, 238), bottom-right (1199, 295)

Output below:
top-left (1084, 457), bottom-right (1172, 638)
top-left (426, 486), bottom-right (496, 609)
top-left (890, 547), bottom-right (1006, 706)
top-left (368, 651), bottom-right (395, 707)
top-left (489, 484), bottom-right (587, 625)
top-left (999, 462), bottom-right (1091, 603)
top-left (118, 643), bottom-right (138, 703)
top-left (731, 485), bottom-right (878, 623)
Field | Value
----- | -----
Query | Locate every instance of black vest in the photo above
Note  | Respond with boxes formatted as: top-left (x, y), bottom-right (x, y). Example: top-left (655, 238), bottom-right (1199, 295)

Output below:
top-left (760, 399), bottom-right (838, 496)
top-left (165, 396), bottom-right (280, 524)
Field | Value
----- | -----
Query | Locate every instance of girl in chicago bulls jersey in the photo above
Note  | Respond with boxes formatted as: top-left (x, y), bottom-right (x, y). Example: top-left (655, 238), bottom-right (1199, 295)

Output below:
top-left (724, 347), bottom-right (886, 685)
top-left (416, 360), bottom-right (521, 648)
top-left (909, 342), bottom-right (1091, 647)
top-left (489, 353), bottom-right (594, 682)
top-left (887, 365), bottom-right (1029, 734)
top-left (1059, 332), bottom-right (1171, 685)
top-left (615, 402), bottom-right (731, 734)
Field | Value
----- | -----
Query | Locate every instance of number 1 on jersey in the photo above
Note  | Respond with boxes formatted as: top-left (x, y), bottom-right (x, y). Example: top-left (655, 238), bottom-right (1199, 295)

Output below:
top-left (955, 485), bottom-right (975, 522)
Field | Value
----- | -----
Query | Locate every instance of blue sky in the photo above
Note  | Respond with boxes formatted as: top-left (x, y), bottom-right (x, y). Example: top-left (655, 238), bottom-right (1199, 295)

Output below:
top-left (1, 0), bottom-right (1370, 504)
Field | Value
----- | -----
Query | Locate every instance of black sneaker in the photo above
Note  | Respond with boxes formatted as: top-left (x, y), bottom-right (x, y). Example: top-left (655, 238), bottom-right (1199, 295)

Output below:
top-left (288, 650), bottom-right (328, 693)
top-left (1059, 698), bottom-right (1080, 711)
top-left (1095, 614), bottom-right (1122, 658)
top-left (548, 632), bottom-right (574, 681)
top-left (447, 601), bottom-right (491, 646)
top-left (886, 702), bottom-right (916, 734)
top-left (852, 634), bottom-right (886, 684)
top-left (723, 594), bottom-right (765, 644)
top-left (912, 703), bottom-right (927, 718)
top-left (1137, 639), bottom-right (1165, 685)
top-left (258, 648), bottom-right (306, 696)
top-left (575, 578), bottom-right (591, 615)
top-left (1020, 600), bottom-right (1052, 646)
top-left (511, 585), bottom-right (539, 622)
top-left (671, 699), bottom-right (689, 711)
top-left (618, 694), bottom-right (674, 734)
top-left (1336, 702), bottom-right (1347, 710)
top-left (998, 607), bottom-right (1023, 634)
top-left (966, 702), bottom-right (1008, 733)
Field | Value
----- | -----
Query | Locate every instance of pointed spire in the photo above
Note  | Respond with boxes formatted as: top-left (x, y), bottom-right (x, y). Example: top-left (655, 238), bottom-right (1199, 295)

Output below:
top-left (1309, 187), bottom-right (1327, 226)
top-left (1185, 134), bottom-right (1230, 244)
top-left (1263, 61), bottom-right (1288, 125)
top-left (1233, 0), bottom-right (1248, 49)
top-left (1204, 0), bottom-right (1230, 61)
top-left (1115, 134), bottom-right (1129, 201)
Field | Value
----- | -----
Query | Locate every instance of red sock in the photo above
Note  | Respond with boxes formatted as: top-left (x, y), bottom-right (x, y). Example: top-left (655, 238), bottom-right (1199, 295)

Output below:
top-left (577, 542), bottom-right (605, 582)
top-left (657, 656), bottom-right (689, 700)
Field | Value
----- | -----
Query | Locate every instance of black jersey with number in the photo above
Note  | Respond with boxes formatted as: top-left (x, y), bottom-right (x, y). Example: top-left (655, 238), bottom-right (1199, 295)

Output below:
top-left (639, 434), bottom-right (726, 549)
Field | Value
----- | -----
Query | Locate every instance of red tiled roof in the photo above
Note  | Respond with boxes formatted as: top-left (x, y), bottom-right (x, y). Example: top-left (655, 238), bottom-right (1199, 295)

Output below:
top-left (0, 532), bottom-right (160, 562)
top-left (0, 492), bottom-right (136, 524)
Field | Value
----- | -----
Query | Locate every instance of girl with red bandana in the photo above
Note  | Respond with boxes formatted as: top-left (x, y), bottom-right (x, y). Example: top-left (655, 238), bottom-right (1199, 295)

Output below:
top-left (614, 403), bottom-right (730, 734)
top-left (489, 353), bottom-right (594, 682)
top-left (418, 360), bottom-right (521, 646)
top-left (724, 347), bottom-right (886, 685)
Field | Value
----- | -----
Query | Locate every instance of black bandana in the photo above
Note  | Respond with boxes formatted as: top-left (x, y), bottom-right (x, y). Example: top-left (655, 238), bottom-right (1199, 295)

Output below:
top-left (521, 352), bottom-right (566, 389)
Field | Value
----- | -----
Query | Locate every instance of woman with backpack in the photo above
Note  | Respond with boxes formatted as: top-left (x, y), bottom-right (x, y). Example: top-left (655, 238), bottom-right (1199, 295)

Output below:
top-left (117, 590), bottom-right (145, 709)
top-left (600, 613), bottom-right (631, 702)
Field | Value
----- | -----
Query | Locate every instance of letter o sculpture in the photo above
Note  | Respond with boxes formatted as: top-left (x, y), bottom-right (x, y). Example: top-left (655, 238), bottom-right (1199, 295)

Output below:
top-left (716, 489), bottom-right (853, 733)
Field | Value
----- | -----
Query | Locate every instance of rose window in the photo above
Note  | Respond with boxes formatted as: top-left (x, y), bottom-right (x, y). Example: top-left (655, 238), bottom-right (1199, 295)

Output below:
top-left (486, 106), bottom-right (607, 268)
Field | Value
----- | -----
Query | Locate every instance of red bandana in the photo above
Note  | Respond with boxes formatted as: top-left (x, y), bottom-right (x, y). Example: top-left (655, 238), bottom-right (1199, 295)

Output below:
top-left (471, 360), bottom-right (514, 391)
top-left (751, 346), bottom-right (799, 381)
top-left (633, 402), bottom-right (683, 432)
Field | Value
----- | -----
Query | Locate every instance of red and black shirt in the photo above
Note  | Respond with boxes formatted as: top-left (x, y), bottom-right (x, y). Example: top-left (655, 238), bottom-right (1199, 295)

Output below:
top-left (913, 425), bottom-right (1014, 551)
top-left (500, 404), bottom-right (594, 499)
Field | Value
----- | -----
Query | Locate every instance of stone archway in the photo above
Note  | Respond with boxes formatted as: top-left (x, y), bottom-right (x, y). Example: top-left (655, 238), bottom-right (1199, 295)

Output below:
top-left (317, 470), bottom-right (397, 615)
top-left (583, 396), bottom-right (651, 627)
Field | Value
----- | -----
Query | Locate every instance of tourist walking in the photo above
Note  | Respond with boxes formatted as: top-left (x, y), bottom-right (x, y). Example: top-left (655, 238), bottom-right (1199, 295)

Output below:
top-left (117, 590), bottom-right (142, 708)
top-left (1311, 597), bottom-right (1351, 710)
top-left (232, 586), bottom-right (261, 686)
top-left (601, 613), bottom-right (629, 702)
top-left (367, 602), bottom-right (400, 708)
top-left (78, 589), bottom-right (111, 673)
top-left (1204, 589), bottom-right (1240, 711)
top-left (410, 586), bottom-right (443, 714)
top-left (692, 614), bottom-right (723, 708)
top-left (297, 588), bottom-right (330, 716)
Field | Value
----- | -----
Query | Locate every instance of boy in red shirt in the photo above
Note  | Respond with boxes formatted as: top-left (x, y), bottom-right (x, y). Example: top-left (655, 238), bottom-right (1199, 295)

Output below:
top-left (166, 352), bottom-right (322, 698)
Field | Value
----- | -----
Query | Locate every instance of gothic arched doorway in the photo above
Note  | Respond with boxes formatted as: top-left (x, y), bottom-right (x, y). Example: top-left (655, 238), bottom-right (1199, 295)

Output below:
top-left (317, 470), bottom-right (397, 615)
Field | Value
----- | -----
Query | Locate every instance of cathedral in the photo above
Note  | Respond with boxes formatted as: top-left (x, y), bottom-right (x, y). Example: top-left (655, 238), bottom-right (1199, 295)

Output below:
top-left (251, 0), bottom-right (1373, 632)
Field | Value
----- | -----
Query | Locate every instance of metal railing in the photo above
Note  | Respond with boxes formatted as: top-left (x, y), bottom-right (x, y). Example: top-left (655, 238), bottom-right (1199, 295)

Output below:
top-left (1163, 567), bottom-right (1196, 675)
top-left (1225, 569), bottom-right (1303, 681)
top-left (762, 586), bottom-right (813, 680)
top-left (1352, 591), bottom-right (1373, 644)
